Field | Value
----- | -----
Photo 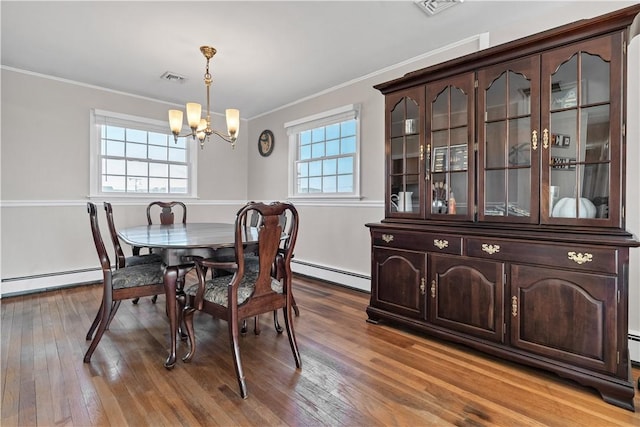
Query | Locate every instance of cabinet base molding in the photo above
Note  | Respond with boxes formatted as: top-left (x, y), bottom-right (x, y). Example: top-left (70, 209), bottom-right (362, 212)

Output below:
top-left (366, 306), bottom-right (636, 411)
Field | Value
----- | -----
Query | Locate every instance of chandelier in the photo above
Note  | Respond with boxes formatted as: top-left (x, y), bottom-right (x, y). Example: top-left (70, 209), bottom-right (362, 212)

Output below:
top-left (168, 46), bottom-right (240, 149)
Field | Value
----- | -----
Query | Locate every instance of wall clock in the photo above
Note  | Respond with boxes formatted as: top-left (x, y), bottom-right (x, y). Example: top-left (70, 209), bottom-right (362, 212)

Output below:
top-left (258, 130), bottom-right (275, 157)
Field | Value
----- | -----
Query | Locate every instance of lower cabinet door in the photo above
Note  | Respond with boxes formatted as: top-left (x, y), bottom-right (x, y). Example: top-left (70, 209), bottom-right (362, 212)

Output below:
top-left (510, 264), bottom-right (618, 374)
top-left (371, 247), bottom-right (426, 319)
top-left (429, 254), bottom-right (505, 343)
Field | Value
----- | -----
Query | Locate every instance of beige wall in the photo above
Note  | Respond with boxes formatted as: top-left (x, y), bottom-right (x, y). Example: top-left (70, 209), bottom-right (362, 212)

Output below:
top-left (0, 70), bottom-right (249, 289)
top-left (1, 1), bottom-right (638, 355)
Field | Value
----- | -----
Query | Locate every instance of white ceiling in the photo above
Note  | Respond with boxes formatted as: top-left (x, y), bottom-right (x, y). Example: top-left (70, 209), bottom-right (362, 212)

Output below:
top-left (1, 1), bottom-right (635, 119)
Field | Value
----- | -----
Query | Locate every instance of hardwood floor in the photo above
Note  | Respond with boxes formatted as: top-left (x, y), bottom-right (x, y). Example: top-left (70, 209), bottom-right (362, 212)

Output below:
top-left (2, 274), bottom-right (639, 426)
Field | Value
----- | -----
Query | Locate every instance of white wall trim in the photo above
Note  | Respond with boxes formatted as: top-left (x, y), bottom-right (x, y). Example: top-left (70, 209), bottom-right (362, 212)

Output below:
top-left (1, 269), bottom-right (102, 297)
top-left (629, 330), bottom-right (640, 364)
top-left (0, 199), bottom-right (385, 209)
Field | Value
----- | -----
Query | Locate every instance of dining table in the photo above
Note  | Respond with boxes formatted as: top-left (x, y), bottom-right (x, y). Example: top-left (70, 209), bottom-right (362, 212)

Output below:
top-left (117, 222), bottom-right (259, 369)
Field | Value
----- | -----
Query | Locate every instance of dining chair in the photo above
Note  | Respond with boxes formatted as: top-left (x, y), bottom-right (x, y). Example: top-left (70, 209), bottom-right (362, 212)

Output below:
top-left (84, 202), bottom-right (165, 363)
top-left (214, 206), bottom-right (300, 335)
top-left (146, 200), bottom-right (187, 226)
top-left (180, 201), bottom-right (301, 398)
top-left (131, 200), bottom-right (187, 256)
top-left (249, 210), bottom-right (300, 333)
top-left (104, 202), bottom-right (162, 269)
top-left (131, 200), bottom-right (187, 304)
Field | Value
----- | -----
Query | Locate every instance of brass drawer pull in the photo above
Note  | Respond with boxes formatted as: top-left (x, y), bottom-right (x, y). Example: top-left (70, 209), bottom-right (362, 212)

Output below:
top-left (433, 239), bottom-right (449, 250)
top-left (420, 278), bottom-right (426, 295)
top-left (381, 234), bottom-right (394, 243)
top-left (430, 280), bottom-right (436, 298)
top-left (567, 251), bottom-right (593, 265)
top-left (511, 296), bottom-right (518, 317)
top-left (481, 244), bottom-right (500, 255)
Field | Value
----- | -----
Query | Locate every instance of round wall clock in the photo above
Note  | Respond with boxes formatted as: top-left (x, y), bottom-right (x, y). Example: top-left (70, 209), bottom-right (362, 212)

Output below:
top-left (258, 130), bottom-right (275, 157)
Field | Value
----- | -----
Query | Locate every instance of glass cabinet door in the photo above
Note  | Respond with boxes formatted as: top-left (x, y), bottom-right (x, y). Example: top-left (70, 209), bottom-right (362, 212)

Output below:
top-left (425, 73), bottom-right (474, 220)
top-left (477, 57), bottom-right (540, 223)
top-left (541, 34), bottom-right (621, 227)
top-left (387, 87), bottom-right (425, 217)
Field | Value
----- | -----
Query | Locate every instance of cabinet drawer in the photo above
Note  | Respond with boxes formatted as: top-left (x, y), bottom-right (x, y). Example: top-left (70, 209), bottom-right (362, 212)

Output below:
top-left (466, 238), bottom-right (617, 274)
top-left (372, 230), bottom-right (462, 255)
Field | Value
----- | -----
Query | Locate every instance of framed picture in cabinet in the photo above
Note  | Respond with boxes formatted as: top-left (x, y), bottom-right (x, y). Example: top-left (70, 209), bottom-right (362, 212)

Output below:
top-left (432, 147), bottom-right (447, 173)
top-left (449, 144), bottom-right (468, 171)
top-left (551, 133), bottom-right (571, 148)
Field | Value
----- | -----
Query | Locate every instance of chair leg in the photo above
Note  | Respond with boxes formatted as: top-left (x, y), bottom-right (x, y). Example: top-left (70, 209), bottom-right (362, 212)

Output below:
top-left (253, 316), bottom-right (261, 335)
top-left (181, 305), bottom-right (197, 362)
top-left (292, 294), bottom-right (300, 317)
top-left (273, 311), bottom-right (283, 334)
top-left (84, 297), bottom-right (117, 362)
top-left (104, 301), bottom-right (121, 330)
top-left (283, 304), bottom-right (302, 369)
top-left (176, 269), bottom-right (190, 340)
top-left (177, 291), bottom-right (188, 341)
top-left (86, 299), bottom-right (104, 340)
top-left (228, 316), bottom-right (248, 399)
top-left (132, 295), bottom-right (157, 304)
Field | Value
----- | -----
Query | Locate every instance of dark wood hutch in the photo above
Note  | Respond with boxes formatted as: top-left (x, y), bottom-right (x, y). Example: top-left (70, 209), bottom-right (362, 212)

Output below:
top-left (366, 5), bottom-right (640, 411)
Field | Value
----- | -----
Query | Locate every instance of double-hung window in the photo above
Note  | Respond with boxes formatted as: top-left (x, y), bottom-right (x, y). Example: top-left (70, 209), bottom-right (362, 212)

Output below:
top-left (90, 109), bottom-right (197, 197)
top-left (285, 104), bottom-right (361, 200)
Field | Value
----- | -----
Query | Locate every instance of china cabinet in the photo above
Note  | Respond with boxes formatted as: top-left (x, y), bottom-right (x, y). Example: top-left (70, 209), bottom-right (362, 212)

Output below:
top-left (367, 5), bottom-right (640, 411)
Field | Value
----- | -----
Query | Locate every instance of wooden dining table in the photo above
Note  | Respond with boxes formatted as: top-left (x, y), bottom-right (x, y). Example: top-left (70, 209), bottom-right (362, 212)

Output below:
top-left (118, 222), bottom-right (258, 368)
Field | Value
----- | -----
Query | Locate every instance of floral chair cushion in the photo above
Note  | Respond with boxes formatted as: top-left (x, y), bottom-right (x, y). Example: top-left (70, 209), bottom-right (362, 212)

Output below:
top-left (112, 262), bottom-right (164, 290)
top-left (184, 270), bottom-right (283, 307)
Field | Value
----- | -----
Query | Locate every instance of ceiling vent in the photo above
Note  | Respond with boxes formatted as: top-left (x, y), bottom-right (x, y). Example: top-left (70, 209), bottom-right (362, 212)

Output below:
top-left (414, 0), bottom-right (463, 16)
top-left (160, 71), bottom-right (186, 83)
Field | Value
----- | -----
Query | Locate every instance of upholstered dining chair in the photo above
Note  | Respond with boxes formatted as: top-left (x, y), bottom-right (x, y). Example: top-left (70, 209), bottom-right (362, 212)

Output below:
top-left (131, 201), bottom-right (187, 303)
top-left (180, 201), bottom-right (301, 398)
top-left (131, 200), bottom-right (187, 256)
top-left (247, 210), bottom-right (300, 333)
top-left (104, 202), bottom-right (162, 268)
top-left (84, 202), bottom-right (165, 363)
top-left (214, 206), bottom-right (300, 335)
top-left (146, 200), bottom-right (187, 226)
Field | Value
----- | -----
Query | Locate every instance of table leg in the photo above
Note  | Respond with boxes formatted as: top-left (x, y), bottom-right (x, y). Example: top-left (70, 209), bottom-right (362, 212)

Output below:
top-left (163, 266), bottom-right (179, 369)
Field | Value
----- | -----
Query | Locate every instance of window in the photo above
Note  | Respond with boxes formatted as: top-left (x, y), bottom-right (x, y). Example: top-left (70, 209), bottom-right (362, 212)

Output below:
top-left (90, 109), bottom-right (197, 197)
top-left (285, 104), bottom-right (361, 200)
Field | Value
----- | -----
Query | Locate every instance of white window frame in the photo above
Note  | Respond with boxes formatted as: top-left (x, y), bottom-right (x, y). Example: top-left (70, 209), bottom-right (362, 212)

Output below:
top-left (285, 104), bottom-right (361, 201)
top-left (89, 109), bottom-right (198, 198)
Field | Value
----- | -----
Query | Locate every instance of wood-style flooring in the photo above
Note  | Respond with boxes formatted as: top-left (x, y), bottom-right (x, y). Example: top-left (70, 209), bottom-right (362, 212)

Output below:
top-left (2, 274), bottom-right (639, 426)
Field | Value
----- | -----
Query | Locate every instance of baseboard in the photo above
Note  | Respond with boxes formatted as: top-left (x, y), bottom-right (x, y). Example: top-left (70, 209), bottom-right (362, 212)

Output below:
top-left (629, 331), bottom-right (640, 364)
top-left (1, 268), bottom-right (102, 297)
top-left (291, 259), bottom-right (371, 292)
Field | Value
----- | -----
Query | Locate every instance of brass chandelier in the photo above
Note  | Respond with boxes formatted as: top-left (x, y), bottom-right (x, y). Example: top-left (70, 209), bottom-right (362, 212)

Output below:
top-left (168, 46), bottom-right (239, 149)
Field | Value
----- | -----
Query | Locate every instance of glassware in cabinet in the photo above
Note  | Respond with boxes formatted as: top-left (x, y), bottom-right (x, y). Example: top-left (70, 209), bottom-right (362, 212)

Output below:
top-left (386, 87), bottom-right (425, 217)
top-left (426, 73), bottom-right (475, 220)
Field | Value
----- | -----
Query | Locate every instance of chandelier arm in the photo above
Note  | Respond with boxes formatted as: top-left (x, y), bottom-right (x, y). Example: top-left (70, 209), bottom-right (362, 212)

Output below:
top-left (209, 129), bottom-right (237, 146)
